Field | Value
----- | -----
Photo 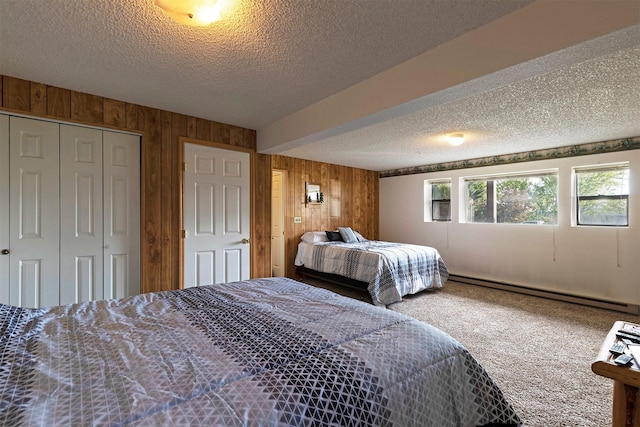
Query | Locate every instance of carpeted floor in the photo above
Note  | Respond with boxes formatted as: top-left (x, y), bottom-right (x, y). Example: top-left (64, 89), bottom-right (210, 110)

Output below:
top-left (301, 278), bottom-right (640, 427)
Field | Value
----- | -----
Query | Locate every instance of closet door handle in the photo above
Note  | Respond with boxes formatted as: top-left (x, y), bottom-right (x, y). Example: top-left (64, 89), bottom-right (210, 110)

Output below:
top-left (1, 249), bottom-right (9, 255)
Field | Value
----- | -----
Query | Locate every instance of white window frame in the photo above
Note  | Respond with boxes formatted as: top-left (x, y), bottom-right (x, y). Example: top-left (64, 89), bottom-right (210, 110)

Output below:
top-left (461, 169), bottom-right (558, 225)
top-left (424, 179), bottom-right (451, 222)
top-left (572, 162), bottom-right (629, 227)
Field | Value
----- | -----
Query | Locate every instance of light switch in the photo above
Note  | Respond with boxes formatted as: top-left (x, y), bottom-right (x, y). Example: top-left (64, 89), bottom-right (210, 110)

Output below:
top-left (294, 216), bottom-right (302, 223)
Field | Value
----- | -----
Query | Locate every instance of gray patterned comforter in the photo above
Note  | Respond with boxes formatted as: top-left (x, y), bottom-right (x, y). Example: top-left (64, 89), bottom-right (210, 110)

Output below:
top-left (0, 277), bottom-right (519, 427)
top-left (302, 241), bottom-right (449, 306)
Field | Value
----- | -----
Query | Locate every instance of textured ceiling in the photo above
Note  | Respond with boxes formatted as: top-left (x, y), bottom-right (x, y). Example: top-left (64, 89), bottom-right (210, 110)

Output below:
top-left (280, 31), bottom-right (640, 171)
top-left (1, 0), bottom-right (639, 172)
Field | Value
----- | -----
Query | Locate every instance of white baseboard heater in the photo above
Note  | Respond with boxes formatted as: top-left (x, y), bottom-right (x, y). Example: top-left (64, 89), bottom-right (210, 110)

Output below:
top-left (448, 274), bottom-right (640, 315)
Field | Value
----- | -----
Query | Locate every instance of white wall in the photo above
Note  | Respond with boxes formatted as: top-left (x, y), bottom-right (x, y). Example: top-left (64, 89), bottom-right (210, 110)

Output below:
top-left (380, 150), bottom-right (640, 305)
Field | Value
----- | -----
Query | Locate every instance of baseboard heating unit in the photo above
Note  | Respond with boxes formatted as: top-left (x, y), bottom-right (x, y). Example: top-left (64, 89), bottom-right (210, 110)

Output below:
top-left (448, 274), bottom-right (639, 315)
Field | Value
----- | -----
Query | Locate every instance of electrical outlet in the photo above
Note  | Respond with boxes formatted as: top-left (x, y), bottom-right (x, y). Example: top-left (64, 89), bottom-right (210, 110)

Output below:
top-left (294, 216), bottom-right (302, 223)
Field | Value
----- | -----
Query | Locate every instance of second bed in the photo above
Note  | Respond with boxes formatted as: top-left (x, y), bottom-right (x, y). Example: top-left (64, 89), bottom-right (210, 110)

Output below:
top-left (295, 230), bottom-right (449, 306)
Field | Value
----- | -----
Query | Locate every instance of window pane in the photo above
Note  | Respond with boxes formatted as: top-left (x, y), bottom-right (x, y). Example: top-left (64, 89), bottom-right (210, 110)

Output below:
top-left (465, 180), bottom-right (489, 222)
top-left (496, 175), bottom-right (557, 224)
top-left (576, 165), bottom-right (629, 226)
top-left (432, 183), bottom-right (450, 200)
top-left (578, 198), bottom-right (628, 226)
top-left (432, 201), bottom-right (451, 221)
top-left (464, 171), bottom-right (557, 224)
top-left (425, 180), bottom-right (451, 222)
top-left (577, 168), bottom-right (628, 197)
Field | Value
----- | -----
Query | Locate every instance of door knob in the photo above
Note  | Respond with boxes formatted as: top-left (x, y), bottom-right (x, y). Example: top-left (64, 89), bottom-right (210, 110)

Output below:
top-left (1, 249), bottom-right (9, 255)
top-left (241, 238), bottom-right (250, 244)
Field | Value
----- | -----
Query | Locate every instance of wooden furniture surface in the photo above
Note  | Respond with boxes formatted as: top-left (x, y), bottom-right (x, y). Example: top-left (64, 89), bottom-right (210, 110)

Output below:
top-left (592, 321), bottom-right (640, 427)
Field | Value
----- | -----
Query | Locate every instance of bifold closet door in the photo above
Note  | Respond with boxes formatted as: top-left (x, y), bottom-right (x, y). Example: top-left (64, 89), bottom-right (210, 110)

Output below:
top-left (8, 116), bottom-right (61, 308)
top-left (1, 115), bottom-right (140, 308)
top-left (0, 115), bottom-right (9, 304)
top-left (60, 127), bottom-right (141, 303)
top-left (103, 131), bottom-right (140, 300)
top-left (59, 124), bottom-right (104, 305)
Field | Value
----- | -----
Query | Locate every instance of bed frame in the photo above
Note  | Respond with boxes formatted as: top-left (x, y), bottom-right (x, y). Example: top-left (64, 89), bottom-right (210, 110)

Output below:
top-left (295, 265), bottom-right (369, 292)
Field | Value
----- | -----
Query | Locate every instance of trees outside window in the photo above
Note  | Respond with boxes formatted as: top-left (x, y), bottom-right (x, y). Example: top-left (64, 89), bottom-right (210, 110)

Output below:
top-left (423, 164), bottom-right (630, 227)
top-left (575, 163), bottom-right (629, 226)
top-left (425, 180), bottom-right (451, 222)
top-left (464, 171), bottom-right (558, 224)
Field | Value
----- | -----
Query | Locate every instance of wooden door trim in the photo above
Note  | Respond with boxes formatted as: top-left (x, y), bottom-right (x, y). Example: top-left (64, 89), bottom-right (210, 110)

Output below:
top-left (271, 169), bottom-right (287, 277)
top-left (178, 136), bottom-right (253, 289)
top-left (0, 108), bottom-right (143, 136)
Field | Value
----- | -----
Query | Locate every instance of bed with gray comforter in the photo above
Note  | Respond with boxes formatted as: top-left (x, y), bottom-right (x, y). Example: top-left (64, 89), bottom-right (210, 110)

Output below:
top-left (0, 277), bottom-right (519, 426)
top-left (296, 240), bottom-right (449, 306)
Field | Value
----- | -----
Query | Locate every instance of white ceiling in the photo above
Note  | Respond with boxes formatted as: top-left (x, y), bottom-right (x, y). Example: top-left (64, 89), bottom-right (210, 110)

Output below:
top-left (1, 0), bottom-right (639, 172)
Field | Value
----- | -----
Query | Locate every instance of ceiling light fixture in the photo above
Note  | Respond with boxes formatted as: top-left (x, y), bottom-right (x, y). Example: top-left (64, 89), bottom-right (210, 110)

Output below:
top-left (155, 0), bottom-right (228, 26)
top-left (449, 133), bottom-right (464, 146)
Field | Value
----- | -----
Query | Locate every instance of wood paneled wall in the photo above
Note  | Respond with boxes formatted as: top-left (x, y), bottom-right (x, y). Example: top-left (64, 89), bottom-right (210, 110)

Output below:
top-left (1, 75), bottom-right (257, 293)
top-left (271, 155), bottom-right (379, 278)
top-left (1, 75), bottom-right (379, 289)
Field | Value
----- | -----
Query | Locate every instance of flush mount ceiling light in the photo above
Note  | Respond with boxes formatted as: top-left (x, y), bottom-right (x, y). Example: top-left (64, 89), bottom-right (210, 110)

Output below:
top-left (449, 133), bottom-right (465, 146)
top-left (155, 0), bottom-right (228, 26)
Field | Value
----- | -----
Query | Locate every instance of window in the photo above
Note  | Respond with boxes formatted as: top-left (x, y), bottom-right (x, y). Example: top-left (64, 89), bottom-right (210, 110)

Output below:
top-left (463, 170), bottom-right (558, 224)
top-left (574, 163), bottom-right (629, 226)
top-left (425, 179), bottom-right (451, 222)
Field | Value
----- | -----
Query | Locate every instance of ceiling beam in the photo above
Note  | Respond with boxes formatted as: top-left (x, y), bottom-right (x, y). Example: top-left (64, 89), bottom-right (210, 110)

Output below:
top-left (258, 0), bottom-right (639, 156)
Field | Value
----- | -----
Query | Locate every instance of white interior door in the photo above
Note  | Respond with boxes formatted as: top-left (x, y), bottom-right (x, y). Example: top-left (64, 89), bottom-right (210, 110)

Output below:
top-left (103, 131), bottom-right (140, 299)
top-left (271, 170), bottom-right (285, 277)
top-left (9, 116), bottom-right (60, 308)
top-left (0, 115), bottom-right (9, 304)
top-left (183, 143), bottom-right (250, 288)
top-left (60, 124), bottom-right (104, 304)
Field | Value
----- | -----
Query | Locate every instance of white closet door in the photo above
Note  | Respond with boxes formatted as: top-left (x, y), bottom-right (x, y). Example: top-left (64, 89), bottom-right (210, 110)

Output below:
top-left (103, 131), bottom-right (140, 299)
top-left (0, 115), bottom-right (9, 304)
top-left (9, 116), bottom-right (60, 308)
top-left (60, 125), bottom-right (104, 304)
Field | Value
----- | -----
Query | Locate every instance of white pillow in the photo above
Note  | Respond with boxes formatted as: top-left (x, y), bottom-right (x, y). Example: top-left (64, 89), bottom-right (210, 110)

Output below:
top-left (301, 231), bottom-right (329, 243)
top-left (354, 231), bottom-right (368, 242)
top-left (338, 226), bottom-right (358, 243)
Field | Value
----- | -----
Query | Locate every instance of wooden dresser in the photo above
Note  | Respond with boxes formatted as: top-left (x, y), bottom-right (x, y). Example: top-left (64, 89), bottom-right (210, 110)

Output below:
top-left (593, 321), bottom-right (640, 427)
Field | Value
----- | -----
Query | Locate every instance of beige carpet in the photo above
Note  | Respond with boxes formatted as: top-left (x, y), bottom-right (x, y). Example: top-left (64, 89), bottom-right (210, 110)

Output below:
top-left (301, 278), bottom-right (640, 426)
